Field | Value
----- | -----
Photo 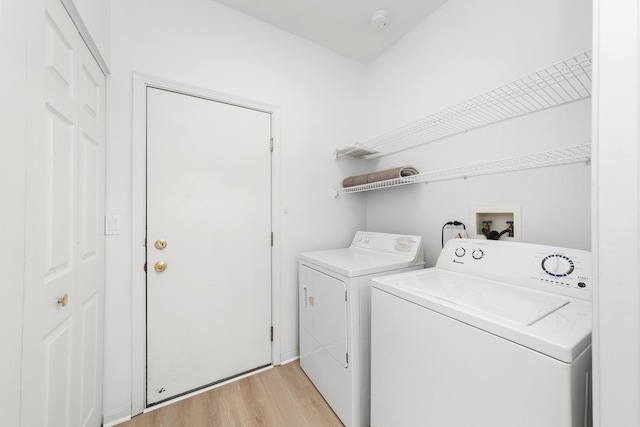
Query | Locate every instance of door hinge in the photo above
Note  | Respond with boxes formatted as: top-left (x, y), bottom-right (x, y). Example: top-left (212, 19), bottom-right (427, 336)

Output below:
top-left (270, 138), bottom-right (274, 152)
top-left (271, 232), bottom-right (274, 246)
top-left (270, 326), bottom-right (274, 342)
top-left (345, 291), bottom-right (347, 302)
top-left (346, 352), bottom-right (349, 364)
top-left (144, 263), bottom-right (147, 273)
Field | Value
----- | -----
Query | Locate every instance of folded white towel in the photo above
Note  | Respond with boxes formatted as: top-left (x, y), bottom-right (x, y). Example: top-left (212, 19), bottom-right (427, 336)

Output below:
top-left (342, 166), bottom-right (419, 188)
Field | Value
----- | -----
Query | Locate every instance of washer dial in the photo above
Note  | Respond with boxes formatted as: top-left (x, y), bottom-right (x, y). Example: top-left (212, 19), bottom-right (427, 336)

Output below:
top-left (542, 254), bottom-right (575, 277)
top-left (455, 247), bottom-right (466, 257)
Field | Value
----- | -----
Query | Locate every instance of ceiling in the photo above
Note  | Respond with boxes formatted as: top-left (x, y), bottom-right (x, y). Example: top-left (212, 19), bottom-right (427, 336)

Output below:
top-left (212, 0), bottom-right (448, 64)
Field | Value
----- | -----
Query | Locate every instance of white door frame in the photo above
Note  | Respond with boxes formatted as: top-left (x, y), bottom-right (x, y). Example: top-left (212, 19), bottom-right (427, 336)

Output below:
top-left (591, 1), bottom-right (640, 425)
top-left (131, 72), bottom-right (282, 415)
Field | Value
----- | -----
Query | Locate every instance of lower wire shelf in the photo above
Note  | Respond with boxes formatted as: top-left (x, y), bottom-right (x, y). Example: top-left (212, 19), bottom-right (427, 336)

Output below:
top-left (333, 144), bottom-right (591, 197)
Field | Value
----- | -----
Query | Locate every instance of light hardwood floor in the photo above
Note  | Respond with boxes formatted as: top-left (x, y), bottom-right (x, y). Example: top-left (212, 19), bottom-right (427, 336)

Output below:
top-left (119, 360), bottom-right (343, 427)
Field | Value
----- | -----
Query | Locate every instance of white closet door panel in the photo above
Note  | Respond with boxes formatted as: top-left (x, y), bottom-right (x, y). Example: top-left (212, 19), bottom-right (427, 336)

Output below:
top-left (44, 318), bottom-right (74, 426)
top-left (43, 0), bottom-right (77, 288)
top-left (79, 294), bottom-right (100, 426)
top-left (44, 105), bottom-right (76, 279)
top-left (45, 9), bottom-right (75, 97)
top-left (76, 38), bottom-right (105, 427)
top-left (22, 0), bottom-right (105, 425)
top-left (77, 50), bottom-right (104, 274)
top-left (23, 1), bottom-right (80, 419)
top-left (78, 132), bottom-right (100, 262)
top-left (79, 61), bottom-right (100, 121)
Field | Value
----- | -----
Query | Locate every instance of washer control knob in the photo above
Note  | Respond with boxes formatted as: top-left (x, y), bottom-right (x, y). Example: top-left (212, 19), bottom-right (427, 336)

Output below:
top-left (542, 254), bottom-right (575, 277)
top-left (454, 247), bottom-right (466, 257)
top-left (472, 249), bottom-right (484, 260)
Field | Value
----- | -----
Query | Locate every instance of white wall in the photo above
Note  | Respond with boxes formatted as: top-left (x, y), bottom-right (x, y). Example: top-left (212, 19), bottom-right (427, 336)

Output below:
top-left (0, 0), bottom-right (26, 425)
top-left (361, 0), bottom-right (592, 264)
top-left (104, 0), bottom-right (367, 420)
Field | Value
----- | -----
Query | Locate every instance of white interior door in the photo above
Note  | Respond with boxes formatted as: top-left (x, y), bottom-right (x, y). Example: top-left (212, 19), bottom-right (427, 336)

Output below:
top-left (21, 0), bottom-right (105, 425)
top-left (146, 87), bottom-right (272, 405)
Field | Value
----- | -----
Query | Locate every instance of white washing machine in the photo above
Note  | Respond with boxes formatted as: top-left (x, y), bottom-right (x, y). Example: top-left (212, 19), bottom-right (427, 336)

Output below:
top-left (299, 231), bottom-right (425, 427)
top-left (371, 238), bottom-right (592, 427)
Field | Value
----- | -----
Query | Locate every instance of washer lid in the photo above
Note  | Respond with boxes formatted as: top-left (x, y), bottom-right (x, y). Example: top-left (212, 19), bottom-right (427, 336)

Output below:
top-left (399, 270), bottom-right (569, 326)
top-left (299, 247), bottom-right (420, 277)
top-left (373, 269), bottom-right (592, 363)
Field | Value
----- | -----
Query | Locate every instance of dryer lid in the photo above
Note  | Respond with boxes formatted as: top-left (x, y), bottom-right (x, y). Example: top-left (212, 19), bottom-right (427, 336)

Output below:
top-left (299, 247), bottom-right (420, 277)
top-left (299, 231), bottom-right (425, 277)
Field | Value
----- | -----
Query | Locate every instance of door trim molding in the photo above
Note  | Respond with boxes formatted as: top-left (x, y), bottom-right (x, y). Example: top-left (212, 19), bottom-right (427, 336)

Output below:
top-left (131, 72), bottom-right (282, 415)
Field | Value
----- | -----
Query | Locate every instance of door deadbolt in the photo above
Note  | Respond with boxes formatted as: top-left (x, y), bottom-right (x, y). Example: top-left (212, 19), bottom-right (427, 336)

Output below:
top-left (154, 239), bottom-right (167, 250)
top-left (154, 261), bottom-right (167, 272)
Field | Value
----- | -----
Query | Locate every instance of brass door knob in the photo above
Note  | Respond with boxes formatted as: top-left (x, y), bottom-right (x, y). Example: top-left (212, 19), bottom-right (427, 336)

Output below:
top-left (154, 239), bottom-right (167, 250)
top-left (154, 261), bottom-right (167, 272)
top-left (57, 294), bottom-right (69, 307)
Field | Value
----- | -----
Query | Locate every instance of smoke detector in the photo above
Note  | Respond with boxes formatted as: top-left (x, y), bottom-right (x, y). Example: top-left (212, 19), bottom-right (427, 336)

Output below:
top-left (370, 10), bottom-right (390, 31)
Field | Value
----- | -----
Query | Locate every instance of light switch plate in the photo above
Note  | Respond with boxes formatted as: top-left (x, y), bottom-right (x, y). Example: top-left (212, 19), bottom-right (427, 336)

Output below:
top-left (105, 214), bottom-right (121, 235)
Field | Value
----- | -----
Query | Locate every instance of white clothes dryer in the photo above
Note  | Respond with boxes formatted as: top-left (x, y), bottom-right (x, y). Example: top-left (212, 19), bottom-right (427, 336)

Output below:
top-left (370, 238), bottom-right (592, 427)
top-left (299, 231), bottom-right (424, 427)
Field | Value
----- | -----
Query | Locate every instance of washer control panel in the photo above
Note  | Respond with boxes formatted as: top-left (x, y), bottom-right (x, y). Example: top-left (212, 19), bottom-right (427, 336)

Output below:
top-left (541, 254), bottom-right (574, 277)
top-left (438, 238), bottom-right (591, 301)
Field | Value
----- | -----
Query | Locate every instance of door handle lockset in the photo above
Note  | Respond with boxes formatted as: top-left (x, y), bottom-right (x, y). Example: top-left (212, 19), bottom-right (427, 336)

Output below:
top-left (154, 261), bottom-right (167, 272)
top-left (57, 294), bottom-right (69, 307)
top-left (154, 239), bottom-right (167, 250)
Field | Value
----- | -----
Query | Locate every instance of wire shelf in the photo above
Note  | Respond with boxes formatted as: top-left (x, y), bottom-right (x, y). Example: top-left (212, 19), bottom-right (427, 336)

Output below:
top-left (333, 144), bottom-right (591, 196)
top-left (335, 50), bottom-right (592, 159)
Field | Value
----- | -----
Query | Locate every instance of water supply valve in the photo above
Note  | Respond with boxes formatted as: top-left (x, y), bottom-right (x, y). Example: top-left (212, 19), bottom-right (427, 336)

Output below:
top-left (481, 221), bottom-right (493, 239)
top-left (483, 220), bottom-right (514, 240)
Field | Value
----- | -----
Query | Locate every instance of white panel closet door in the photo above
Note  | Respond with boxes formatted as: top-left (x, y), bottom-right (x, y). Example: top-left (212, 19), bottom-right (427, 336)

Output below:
top-left (146, 87), bottom-right (272, 405)
top-left (21, 0), bottom-right (105, 425)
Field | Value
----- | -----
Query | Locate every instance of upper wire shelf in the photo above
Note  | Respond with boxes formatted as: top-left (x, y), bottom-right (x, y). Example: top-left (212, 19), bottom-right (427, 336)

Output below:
top-left (333, 144), bottom-right (591, 196)
top-left (335, 50), bottom-right (593, 159)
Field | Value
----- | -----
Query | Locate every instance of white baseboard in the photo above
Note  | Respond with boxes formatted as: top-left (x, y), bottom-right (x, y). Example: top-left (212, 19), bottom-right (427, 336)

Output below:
top-left (280, 349), bottom-right (299, 365)
top-left (102, 407), bottom-right (132, 427)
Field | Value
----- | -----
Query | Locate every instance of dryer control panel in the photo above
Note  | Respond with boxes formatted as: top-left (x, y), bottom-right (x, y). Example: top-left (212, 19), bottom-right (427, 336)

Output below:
top-left (351, 231), bottom-right (424, 260)
top-left (437, 238), bottom-right (592, 301)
